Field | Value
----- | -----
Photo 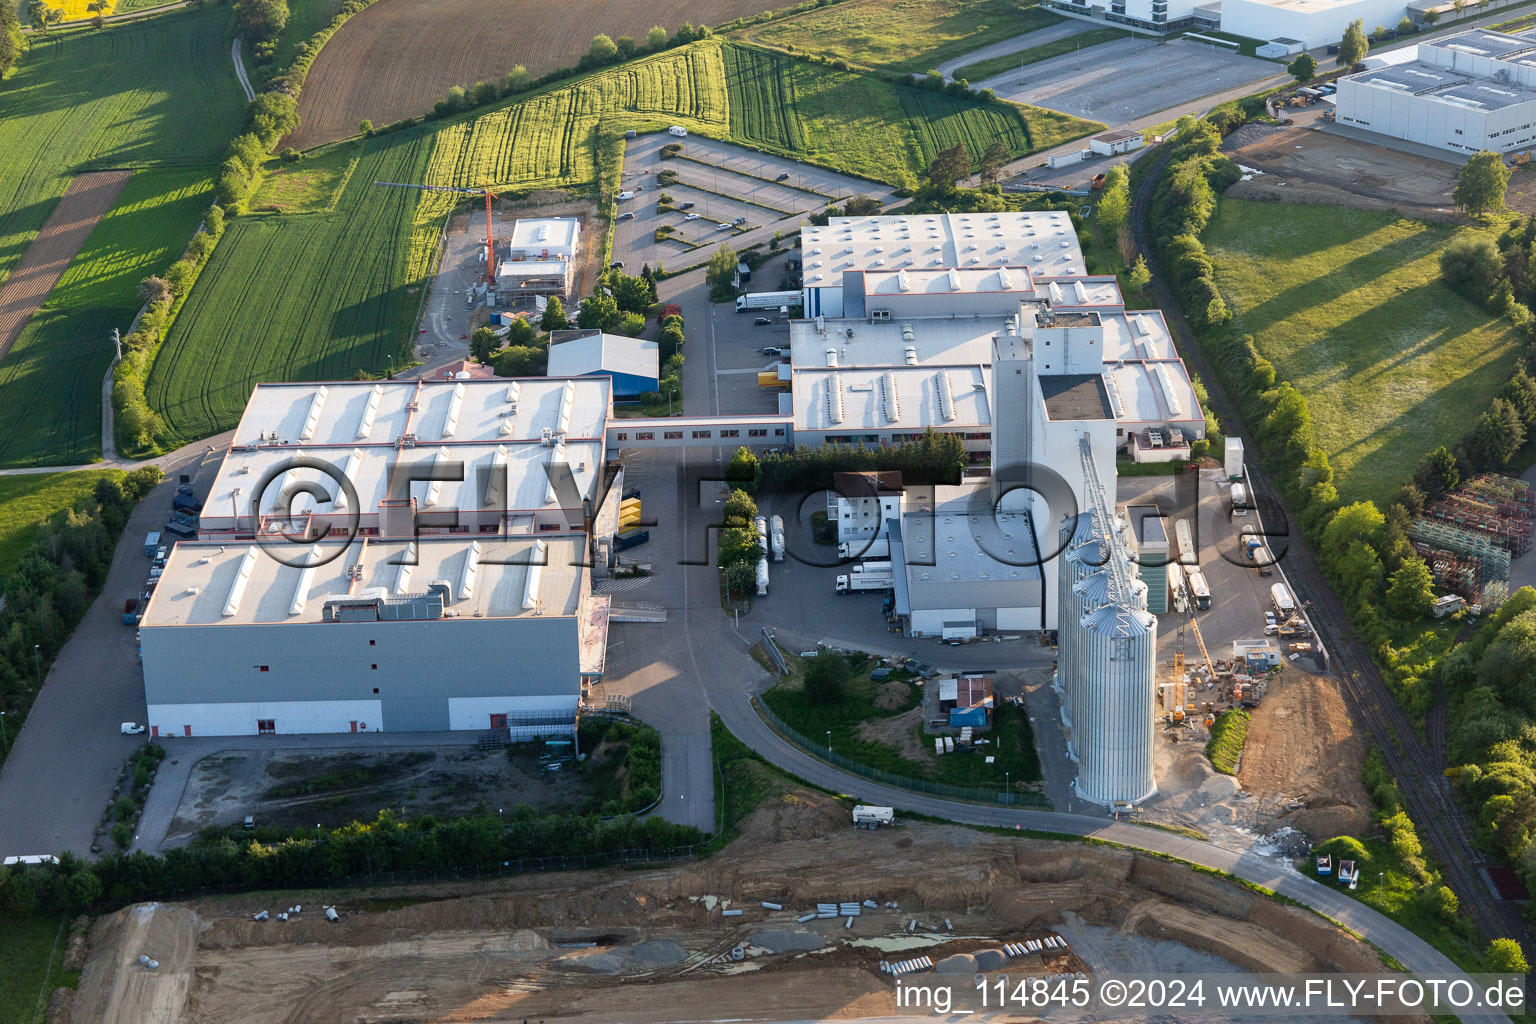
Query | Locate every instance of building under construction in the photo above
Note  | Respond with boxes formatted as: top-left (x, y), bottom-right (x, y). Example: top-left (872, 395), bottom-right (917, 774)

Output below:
top-left (1054, 439), bottom-right (1157, 807)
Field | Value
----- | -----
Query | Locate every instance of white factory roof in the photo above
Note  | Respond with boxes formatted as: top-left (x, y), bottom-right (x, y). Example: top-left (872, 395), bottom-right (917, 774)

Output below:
top-left (800, 212), bottom-right (1086, 288)
top-left (1098, 310), bottom-right (1177, 361)
top-left (208, 439), bottom-right (605, 520)
top-left (1103, 360), bottom-right (1202, 427)
top-left (141, 535), bottom-right (587, 627)
top-left (789, 317), bottom-right (1006, 370)
top-left (858, 265), bottom-right (1038, 298)
top-left (1035, 276), bottom-right (1124, 309)
top-left (546, 331), bottom-right (659, 382)
top-left (902, 485), bottom-right (1041, 586)
top-left (230, 379), bottom-right (610, 448)
top-left (793, 365), bottom-right (990, 432)
top-left (508, 217), bottom-right (579, 251)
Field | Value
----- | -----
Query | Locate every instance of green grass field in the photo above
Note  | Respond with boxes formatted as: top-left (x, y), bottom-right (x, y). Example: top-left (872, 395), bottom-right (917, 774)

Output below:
top-left (1203, 200), bottom-right (1522, 506)
top-left (0, 7), bottom-right (240, 287)
top-left (0, 471), bottom-right (123, 579)
top-left (273, 0), bottom-right (350, 68)
top-left (748, 0), bottom-right (1060, 72)
top-left (1205, 708), bottom-right (1249, 774)
top-left (0, 169), bottom-right (214, 467)
top-left (0, 916), bottom-right (73, 1024)
top-left (953, 27), bottom-right (1126, 81)
top-left (722, 43), bottom-right (1092, 177)
top-left (149, 40), bottom-right (1095, 443)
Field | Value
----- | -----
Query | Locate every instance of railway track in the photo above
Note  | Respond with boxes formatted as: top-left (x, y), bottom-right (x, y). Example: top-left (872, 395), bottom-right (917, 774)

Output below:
top-left (1128, 147), bottom-right (1527, 949)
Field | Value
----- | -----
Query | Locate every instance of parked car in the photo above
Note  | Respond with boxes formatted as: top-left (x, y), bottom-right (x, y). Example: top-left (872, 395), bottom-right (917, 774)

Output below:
top-left (679, 201), bottom-right (695, 210)
top-left (668, 125), bottom-right (688, 137)
top-left (120, 722), bottom-right (146, 735)
top-left (775, 172), bottom-right (790, 182)
top-left (685, 213), bottom-right (702, 220)
top-left (243, 816), bottom-right (256, 830)
top-left (732, 216), bottom-right (747, 225)
top-left (616, 190), bottom-right (635, 200)
top-left (718, 222), bottom-right (731, 230)
top-left (753, 317), bottom-right (773, 326)
top-left (617, 212), bottom-right (634, 221)
top-left (761, 346), bottom-right (781, 355)
top-left (609, 260), bottom-right (624, 269)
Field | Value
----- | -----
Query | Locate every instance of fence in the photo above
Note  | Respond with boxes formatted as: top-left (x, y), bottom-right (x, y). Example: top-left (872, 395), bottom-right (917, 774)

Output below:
top-left (87, 844), bottom-right (708, 914)
top-left (753, 699), bottom-right (1049, 808)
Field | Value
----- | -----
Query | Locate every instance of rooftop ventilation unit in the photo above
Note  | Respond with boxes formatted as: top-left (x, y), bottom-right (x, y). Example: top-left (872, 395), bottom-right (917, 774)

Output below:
top-left (1073, 281), bottom-right (1088, 303)
top-left (424, 446), bottom-right (451, 508)
top-left (1154, 364), bottom-right (1186, 418)
top-left (878, 372), bottom-right (901, 424)
top-left (904, 345), bottom-right (918, 365)
top-left (331, 449), bottom-right (364, 511)
top-left (299, 386), bottom-right (329, 442)
top-left (826, 348), bottom-right (839, 367)
top-left (936, 372), bottom-right (957, 422)
top-left (395, 545), bottom-right (416, 594)
top-left (522, 539), bottom-right (547, 610)
top-left (442, 382), bottom-right (466, 438)
top-left (356, 384), bottom-right (383, 440)
top-left (484, 444), bottom-right (509, 508)
top-left (998, 266), bottom-right (1012, 290)
top-left (826, 375), bottom-right (845, 424)
top-left (221, 547), bottom-right (259, 618)
top-left (289, 544), bottom-right (325, 616)
top-left (458, 540), bottom-right (482, 600)
top-left (945, 269), bottom-right (961, 291)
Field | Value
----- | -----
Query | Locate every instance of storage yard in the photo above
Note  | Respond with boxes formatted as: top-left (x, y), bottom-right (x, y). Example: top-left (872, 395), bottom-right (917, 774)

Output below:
top-left (66, 795), bottom-right (1386, 1024)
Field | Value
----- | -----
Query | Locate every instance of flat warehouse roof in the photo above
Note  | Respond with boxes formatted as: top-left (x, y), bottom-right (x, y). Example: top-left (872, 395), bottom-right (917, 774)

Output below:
top-left (801, 212), bottom-right (1085, 288)
top-left (902, 485), bottom-right (1041, 586)
top-left (1098, 310), bottom-right (1176, 361)
top-left (142, 535), bottom-right (587, 627)
top-left (789, 317), bottom-right (1007, 370)
top-left (792, 365), bottom-right (991, 431)
top-left (509, 218), bottom-right (579, 249)
top-left (1104, 360), bottom-right (1201, 426)
top-left (207, 439), bottom-right (606, 519)
top-left (231, 378), bottom-right (611, 449)
top-left (546, 331), bottom-right (658, 381)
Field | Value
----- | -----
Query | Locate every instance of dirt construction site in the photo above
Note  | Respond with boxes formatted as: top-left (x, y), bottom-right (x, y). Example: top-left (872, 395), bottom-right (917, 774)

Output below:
top-left (65, 790), bottom-right (1392, 1024)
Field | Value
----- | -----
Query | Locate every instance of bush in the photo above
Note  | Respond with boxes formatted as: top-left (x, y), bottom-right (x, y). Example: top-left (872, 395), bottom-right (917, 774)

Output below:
top-left (803, 652), bottom-right (851, 706)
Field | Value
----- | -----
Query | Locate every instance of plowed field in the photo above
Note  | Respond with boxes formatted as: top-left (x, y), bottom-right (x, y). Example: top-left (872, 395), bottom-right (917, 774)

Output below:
top-left (289, 0), bottom-right (785, 150)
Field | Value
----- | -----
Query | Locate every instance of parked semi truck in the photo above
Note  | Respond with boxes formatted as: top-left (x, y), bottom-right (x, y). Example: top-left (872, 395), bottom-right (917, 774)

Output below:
top-left (852, 805), bottom-right (894, 829)
top-left (1188, 569), bottom-right (1211, 610)
top-left (756, 557), bottom-right (770, 597)
top-left (770, 515), bottom-right (785, 562)
top-left (853, 560), bottom-right (892, 575)
top-left (735, 290), bottom-right (800, 313)
top-left (1271, 581), bottom-right (1296, 615)
top-left (838, 537), bottom-right (889, 560)
top-left (836, 572), bottom-right (892, 594)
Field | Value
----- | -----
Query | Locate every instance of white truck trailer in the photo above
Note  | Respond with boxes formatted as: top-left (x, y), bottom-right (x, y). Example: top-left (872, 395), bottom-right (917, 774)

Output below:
top-left (770, 514), bottom-right (785, 562)
top-left (836, 572), bottom-right (893, 594)
top-left (756, 557), bottom-right (770, 597)
top-left (852, 805), bottom-right (895, 829)
top-left (735, 290), bottom-right (800, 313)
top-left (838, 537), bottom-right (889, 560)
top-left (1271, 581), bottom-right (1296, 615)
top-left (1188, 569), bottom-right (1211, 610)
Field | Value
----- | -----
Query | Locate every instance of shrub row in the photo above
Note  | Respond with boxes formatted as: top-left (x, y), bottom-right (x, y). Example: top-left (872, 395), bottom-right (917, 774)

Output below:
top-left (0, 807), bottom-right (705, 919)
top-left (756, 429), bottom-right (967, 494)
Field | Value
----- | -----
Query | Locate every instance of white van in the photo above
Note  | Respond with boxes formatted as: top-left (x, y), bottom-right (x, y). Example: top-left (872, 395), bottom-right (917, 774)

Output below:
top-left (668, 125), bottom-right (688, 137)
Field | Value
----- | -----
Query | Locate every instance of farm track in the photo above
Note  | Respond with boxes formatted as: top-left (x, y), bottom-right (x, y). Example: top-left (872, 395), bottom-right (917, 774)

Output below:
top-left (0, 172), bottom-right (130, 366)
top-left (1131, 148), bottom-right (1527, 950)
top-left (286, 0), bottom-right (783, 150)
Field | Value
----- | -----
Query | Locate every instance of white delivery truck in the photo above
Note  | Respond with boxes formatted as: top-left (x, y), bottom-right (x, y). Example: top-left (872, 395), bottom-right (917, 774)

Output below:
top-left (836, 572), bottom-right (893, 594)
top-left (852, 805), bottom-right (895, 829)
top-left (853, 560), bottom-right (893, 575)
top-left (838, 537), bottom-right (889, 560)
top-left (735, 290), bottom-right (800, 313)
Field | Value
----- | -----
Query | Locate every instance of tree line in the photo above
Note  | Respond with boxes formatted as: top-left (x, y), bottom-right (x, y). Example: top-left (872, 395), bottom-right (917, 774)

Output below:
top-left (0, 468), bottom-right (163, 768)
top-left (0, 806), bottom-right (705, 919)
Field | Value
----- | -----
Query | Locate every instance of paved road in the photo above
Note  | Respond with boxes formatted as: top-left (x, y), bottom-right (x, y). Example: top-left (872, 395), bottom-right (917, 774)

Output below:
top-left (936, 21), bottom-right (1095, 80)
top-left (0, 443), bottom-right (223, 859)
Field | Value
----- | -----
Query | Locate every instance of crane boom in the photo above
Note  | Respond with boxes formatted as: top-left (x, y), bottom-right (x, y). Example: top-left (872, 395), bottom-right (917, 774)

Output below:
top-left (373, 181), bottom-right (497, 282)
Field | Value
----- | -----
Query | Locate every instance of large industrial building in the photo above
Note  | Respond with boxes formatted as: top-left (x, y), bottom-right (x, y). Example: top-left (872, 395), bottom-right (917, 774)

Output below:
top-left (546, 330), bottom-right (659, 398)
top-left (1337, 29), bottom-right (1536, 155)
top-left (140, 377), bottom-right (621, 738)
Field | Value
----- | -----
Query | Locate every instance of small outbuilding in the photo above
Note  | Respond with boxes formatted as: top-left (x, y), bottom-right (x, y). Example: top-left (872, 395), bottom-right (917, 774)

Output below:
top-left (546, 329), bottom-right (659, 397)
top-left (1088, 129), bottom-right (1144, 156)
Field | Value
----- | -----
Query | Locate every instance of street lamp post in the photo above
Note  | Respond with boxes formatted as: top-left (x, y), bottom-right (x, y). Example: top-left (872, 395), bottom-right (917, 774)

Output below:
top-left (1378, 872), bottom-right (1384, 902)
top-left (1005, 771), bottom-right (1011, 802)
top-left (826, 730), bottom-right (832, 756)
top-left (0, 711), bottom-right (8, 753)
top-left (667, 389), bottom-right (677, 416)
top-left (32, 644), bottom-right (40, 686)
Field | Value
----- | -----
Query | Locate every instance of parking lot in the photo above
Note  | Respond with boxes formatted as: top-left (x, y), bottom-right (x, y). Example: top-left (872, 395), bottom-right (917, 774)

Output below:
top-left (984, 37), bottom-right (1276, 124)
top-left (612, 132), bottom-right (891, 275)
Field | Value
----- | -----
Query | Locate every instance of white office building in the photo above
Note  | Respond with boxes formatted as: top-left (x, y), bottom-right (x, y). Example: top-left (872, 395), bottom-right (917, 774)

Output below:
top-left (1336, 29), bottom-right (1536, 155)
top-left (1222, 0), bottom-right (1409, 48)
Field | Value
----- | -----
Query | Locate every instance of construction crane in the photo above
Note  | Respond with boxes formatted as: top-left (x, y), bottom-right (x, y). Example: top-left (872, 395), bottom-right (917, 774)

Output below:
top-left (1170, 595), bottom-right (1188, 723)
top-left (373, 181), bottom-right (499, 281)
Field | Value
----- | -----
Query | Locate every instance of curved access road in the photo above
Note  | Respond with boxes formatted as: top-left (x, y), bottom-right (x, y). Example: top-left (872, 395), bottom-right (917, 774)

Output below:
top-left (231, 38), bottom-right (255, 102)
top-left (707, 678), bottom-right (1508, 1023)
